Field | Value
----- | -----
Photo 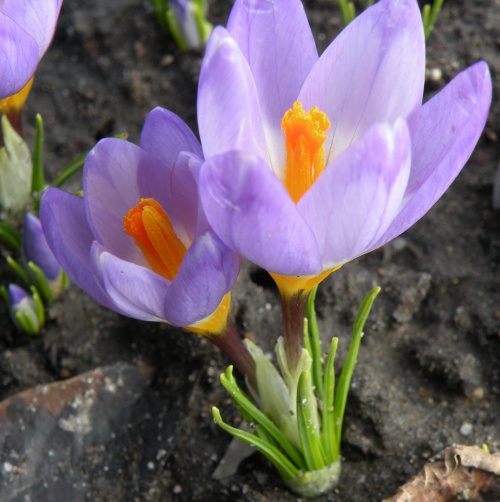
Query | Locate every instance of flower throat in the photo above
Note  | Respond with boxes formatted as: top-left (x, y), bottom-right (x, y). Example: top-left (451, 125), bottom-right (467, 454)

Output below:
top-left (282, 101), bottom-right (330, 203)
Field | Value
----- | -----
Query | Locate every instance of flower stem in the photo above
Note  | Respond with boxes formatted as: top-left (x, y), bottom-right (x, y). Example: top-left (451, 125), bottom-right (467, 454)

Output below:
top-left (280, 291), bottom-right (308, 373)
top-left (206, 318), bottom-right (256, 387)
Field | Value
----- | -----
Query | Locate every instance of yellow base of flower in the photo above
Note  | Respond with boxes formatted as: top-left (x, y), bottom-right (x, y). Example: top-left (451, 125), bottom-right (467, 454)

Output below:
top-left (185, 292), bottom-right (231, 337)
top-left (270, 266), bottom-right (341, 299)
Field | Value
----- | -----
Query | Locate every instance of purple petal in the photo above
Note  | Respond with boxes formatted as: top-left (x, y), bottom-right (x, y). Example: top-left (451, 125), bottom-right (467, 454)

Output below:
top-left (198, 27), bottom-right (269, 163)
top-left (370, 61), bottom-right (492, 251)
top-left (1, 0), bottom-right (63, 58)
top-left (83, 138), bottom-right (182, 265)
top-left (7, 284), bottom-right (30, 306)
top-left (90, 243), bottom-right (169, 322)
top-left (227, 0), bottom-right (318, 169)
top-left (40, 188), bottom-right (124, 314)
top-left (163, 231), bottom-right (241, 327)
top-left (169, 152), bottom-right (203, 245)
top-left (0, 13), bottom-right (38, 98)
top-left (298, 119), bottom-right (411, 268)
top-left (139, 106), bottom-right (203, 166)
top-left (298, 0), bottom-right (425, 162)
top-left (199, 151), bottom-right (322, 276)
top-left (23, 213), bottom-right (60, 280)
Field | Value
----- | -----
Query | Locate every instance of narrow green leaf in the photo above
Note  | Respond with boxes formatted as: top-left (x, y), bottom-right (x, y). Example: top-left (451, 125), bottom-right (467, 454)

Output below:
top-left (0, 221), bottom-right (22, 252)
top-left (423, 0), bottom-right (444, 39)
top-left (296, 370), bottom-right (325, 471)
top-left (322, 337), bottom-right (338, 462)
top-left (333, 287), bottom-right (380, 446)
top-left (52, 154), bottom-right (86, 188)
top-left (347, 2), bottom-right (356, 23)
top-left (27, 261), bottom-right (53, 302)
top-left (31, 114), bottom-right (45, 198)
top-left (166, 8), bottom-right (188, 51)
top-left (6, 256), bottom-right (31, 286)
top-left (16, 310), bottom-right (38, 335)
top-left (212, 407), bottom-right (300, 480)
top-left (306, 286), bottom-right (323, 397)
top-left (192, 2), bottom-right (212, 45)
top-left (31, 286), bottom-right (45, 326)
top-left (0, 285), bottom-right (8, 304)
top-left (221, 367), bottom-right (307, 471)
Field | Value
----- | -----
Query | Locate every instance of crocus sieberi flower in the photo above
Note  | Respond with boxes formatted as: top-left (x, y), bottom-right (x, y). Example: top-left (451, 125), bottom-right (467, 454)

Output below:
top-left (5, 284), bottom-right (44, 335)
top-left (0, 0), bottom-right (63, 133)
top-left (197, 0), bottom-right (492, 369)
top-left (40, 107), bottom-right (255, 380)
top-left (23, 212), bottom-right (65, 300)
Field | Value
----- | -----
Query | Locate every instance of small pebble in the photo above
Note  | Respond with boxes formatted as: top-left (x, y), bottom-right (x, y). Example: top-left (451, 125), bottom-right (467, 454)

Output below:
top-left (173, 485), bottom-right (182, 494)
top-left (460, 422), bottom-right (473, 436)
top-left (426, 67), bottom-right (443, 81)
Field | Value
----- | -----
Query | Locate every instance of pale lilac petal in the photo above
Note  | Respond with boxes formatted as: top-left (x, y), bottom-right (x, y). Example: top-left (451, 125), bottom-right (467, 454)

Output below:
top-left (227, 0), bottom-right (318, 170)
top-left (83, 138), bottom-right (179, 265)
top-left (299, 119), bottom-right (411, 269)
top-left (40, 188), bottom-right (124, 314)
top-left (370, 61), bottom-right (492, 251)
top-left (91, 243), bottom-right (169, 322)
top-left (169, 152), bottom-right (214, 242)
top-left (199, 151), bottom-right (322, 276)
top-left (163, 231), bottom-right (241, 326)
top-left (198, 27), bottom-right (269, 163)
top-left (140, 106), bottom-right (203, 166)
top-left (299, 0), bottom-right (425, 163)
top-left (0, 14), bottom-right (38, 98)
top-left (1, 0), bottom-right (63, 58)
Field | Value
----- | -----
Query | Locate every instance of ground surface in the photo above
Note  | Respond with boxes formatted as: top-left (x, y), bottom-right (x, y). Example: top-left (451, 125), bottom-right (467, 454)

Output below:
top-left (0, 0), bottom-right (499, 501)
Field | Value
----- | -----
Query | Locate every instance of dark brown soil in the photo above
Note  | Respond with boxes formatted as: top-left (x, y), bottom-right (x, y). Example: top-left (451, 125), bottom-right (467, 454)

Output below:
top-left (1, 0), bottom-right (499, 501)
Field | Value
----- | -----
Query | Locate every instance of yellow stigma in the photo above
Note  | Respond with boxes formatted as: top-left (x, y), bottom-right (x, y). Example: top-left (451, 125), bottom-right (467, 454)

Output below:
top-left (124, 198), bottom-right (187, 281)
top-left (0, 77), bottom-right (34, 115)
top-left (282, 101), bottom-right (330, 203)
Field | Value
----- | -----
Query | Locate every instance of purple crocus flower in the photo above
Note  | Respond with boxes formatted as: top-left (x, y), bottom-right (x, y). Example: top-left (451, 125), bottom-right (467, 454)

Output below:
top-left (198, 0), bottom-right (491, 289)
top-left (40, 107), bottom-right (254, 379)
top-left (197, 0), bottom-right (491, 368)
top-left (0, 0), bottom-right (63, 99)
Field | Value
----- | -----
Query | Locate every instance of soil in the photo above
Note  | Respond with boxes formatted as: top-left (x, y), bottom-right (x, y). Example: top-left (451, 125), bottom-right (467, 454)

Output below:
top-left (1, 0), bottom-right (499, 501)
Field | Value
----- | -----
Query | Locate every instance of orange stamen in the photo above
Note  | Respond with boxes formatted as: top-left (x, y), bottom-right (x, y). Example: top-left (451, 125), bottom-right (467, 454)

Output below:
top-left (282, 101), bottom-right (330, 203)
top-left (124, 198), bottom-right (187, 281)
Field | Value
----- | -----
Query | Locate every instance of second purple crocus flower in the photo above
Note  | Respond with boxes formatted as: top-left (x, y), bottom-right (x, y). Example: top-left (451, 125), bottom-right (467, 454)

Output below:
top-left (40, 107), bottom-right (254, 380)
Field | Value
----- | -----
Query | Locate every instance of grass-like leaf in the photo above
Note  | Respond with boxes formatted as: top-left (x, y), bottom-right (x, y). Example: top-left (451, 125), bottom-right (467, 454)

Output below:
top-left (212, 407), bottom-right (300, 480)
top-left (333, 287), bottom-right (380, 446)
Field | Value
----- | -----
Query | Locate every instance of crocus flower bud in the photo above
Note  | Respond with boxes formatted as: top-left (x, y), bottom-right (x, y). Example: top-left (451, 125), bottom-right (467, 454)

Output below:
top-left (167, 0), bottom-right (212, 51)
top-left (6, 284), bottom-right (44, 335)
top-left (22, 213), bottom-right (65, 300)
